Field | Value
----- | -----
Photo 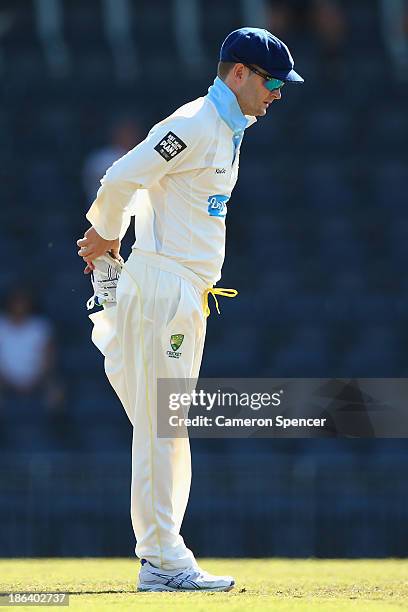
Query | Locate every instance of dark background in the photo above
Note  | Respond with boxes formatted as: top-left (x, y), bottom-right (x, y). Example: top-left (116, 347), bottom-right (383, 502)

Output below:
top-left (0, 0), bottom-right (408, 558)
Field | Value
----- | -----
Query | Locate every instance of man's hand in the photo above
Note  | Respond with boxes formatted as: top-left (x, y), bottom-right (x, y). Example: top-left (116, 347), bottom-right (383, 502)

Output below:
top-left (77, 227), bottom-right (120, 274)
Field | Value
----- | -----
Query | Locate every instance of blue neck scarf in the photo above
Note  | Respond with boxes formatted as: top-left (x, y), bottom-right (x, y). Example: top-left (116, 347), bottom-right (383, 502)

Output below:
top-left (206, 77), bottom-right (254, 156)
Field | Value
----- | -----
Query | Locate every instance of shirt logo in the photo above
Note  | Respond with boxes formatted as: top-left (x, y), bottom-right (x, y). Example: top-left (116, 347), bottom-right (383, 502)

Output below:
top-left (215, 168), bottom-right (226, 174)
top-left (154, 131), bottom-right (187, 162)
top-left (208, 194), bottom-right (229, 218)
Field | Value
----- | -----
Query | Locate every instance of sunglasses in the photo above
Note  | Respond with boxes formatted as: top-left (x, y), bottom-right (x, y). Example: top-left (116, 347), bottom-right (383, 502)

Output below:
top-left (243, 64), bottom-right (285, 91)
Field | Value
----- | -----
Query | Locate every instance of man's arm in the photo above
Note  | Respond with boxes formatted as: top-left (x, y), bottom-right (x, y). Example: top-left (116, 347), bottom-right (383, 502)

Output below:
top-left (77, 115), bottom-right (204, 265)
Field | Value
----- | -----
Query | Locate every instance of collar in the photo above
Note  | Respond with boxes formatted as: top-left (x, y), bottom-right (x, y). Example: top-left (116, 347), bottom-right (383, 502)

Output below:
top-left (206, 76), bottom-right (256, 135)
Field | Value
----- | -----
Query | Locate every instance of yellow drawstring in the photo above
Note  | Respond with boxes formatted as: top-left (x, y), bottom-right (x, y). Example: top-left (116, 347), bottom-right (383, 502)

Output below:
top-left (203, 287), bottom-right (238, 318)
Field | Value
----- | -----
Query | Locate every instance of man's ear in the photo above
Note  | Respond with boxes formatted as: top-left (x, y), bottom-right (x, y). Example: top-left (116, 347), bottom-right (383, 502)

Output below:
top-left (232, 63), bottom-right (246, 83)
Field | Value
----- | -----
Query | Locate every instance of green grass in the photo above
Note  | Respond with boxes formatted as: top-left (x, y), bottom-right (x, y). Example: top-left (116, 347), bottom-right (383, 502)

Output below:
top-left (1, 559), bottom-right (408, 611)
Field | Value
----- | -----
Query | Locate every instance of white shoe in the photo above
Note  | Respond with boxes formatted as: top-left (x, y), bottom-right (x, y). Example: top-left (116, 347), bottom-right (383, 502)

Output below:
top-left (137, 559), bottom-right (235, 592)
top-left (86, 251), bottom-right (123, 309)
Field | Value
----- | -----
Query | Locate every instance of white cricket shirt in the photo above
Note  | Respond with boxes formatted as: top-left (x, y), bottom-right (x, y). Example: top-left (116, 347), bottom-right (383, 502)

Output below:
top-left (86, 78), bottom-right (256, 286)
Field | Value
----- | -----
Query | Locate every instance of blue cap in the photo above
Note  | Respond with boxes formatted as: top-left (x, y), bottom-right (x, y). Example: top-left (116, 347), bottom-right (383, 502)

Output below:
top-left (220, 27), bottom-right (304, 83)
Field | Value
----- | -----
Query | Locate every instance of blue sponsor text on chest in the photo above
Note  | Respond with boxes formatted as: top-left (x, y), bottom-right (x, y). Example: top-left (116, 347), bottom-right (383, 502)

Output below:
top-left (208, 194), bottom-right (229, 217)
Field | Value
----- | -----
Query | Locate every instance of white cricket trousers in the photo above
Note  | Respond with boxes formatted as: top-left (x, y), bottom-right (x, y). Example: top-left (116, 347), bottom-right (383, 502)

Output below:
top-left (89, 248), bottom-right (207, 570)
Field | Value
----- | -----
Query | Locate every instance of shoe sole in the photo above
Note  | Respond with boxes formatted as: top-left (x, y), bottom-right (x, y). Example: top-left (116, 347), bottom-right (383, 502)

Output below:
top-left (137, 583), bottom-right (235, 592)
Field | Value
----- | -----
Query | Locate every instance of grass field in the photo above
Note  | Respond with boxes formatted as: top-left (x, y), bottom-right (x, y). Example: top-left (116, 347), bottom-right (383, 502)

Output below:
top-left (1, 558), bottom-right (408, 611)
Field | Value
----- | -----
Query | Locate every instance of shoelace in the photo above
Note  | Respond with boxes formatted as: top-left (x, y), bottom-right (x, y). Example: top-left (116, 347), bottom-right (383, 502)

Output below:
top-left (203, 287), bottom-right (238, 318)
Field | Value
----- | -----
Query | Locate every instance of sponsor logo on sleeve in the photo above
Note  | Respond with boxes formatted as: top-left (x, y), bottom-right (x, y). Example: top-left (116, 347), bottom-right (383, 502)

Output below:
top-left (154, 131), bottom-right (187, 161)
top-left (207, 194), bottom-right (229, 218)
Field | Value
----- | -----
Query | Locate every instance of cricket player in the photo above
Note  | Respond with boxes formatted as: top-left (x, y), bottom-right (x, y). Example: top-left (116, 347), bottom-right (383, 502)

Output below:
top-left (77, 27), bottom-right (303, 592)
